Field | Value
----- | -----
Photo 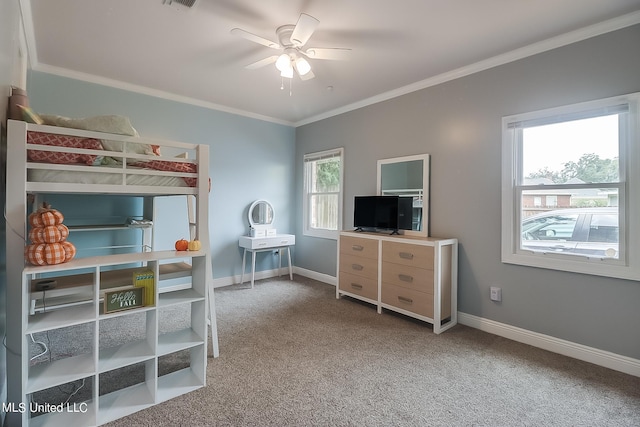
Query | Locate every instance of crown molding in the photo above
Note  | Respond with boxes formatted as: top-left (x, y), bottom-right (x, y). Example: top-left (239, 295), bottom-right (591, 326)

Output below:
top-left (295, 10), bottom-right (640, 127)
top-left (30, 63), bottom-right (295, 127)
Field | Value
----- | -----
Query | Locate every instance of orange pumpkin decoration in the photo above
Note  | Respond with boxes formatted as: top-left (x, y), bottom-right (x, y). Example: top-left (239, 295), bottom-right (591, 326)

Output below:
top-left (29, 203), bottom-right (64, 228)
top-left (29, 224), bottom-right (69, 244)
top-left (25, 203), bottom-right (75, 266)
top-left (25, 239), bottom-right (76, 266)
top-left (175, 239), bottom-right (189, 251)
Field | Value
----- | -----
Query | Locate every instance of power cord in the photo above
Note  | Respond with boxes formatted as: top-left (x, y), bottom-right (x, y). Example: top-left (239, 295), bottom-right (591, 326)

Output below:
top-left (29, 334), bottom-right (48, 361)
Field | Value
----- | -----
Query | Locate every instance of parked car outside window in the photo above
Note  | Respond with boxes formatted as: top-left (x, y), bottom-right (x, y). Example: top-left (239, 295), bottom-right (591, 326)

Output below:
top-left (521, 207), bottom-right (618, 258)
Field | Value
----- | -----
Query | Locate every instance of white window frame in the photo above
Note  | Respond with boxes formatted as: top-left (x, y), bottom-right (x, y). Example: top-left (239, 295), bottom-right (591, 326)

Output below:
top-left (303, 148), bottom-right (344, 239)
top-left (501, 93), bottom-right (640, 281)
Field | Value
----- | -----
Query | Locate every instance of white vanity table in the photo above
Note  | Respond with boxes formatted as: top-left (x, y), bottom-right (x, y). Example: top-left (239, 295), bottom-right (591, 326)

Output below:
top-left (239, 200), bottom-right (295, 288)
top-left (239, 234), bottom-right (296, 288)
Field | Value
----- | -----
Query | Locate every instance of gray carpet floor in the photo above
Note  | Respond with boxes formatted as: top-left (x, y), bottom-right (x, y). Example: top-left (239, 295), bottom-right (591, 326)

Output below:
top-left (37, 276), bottom-right (640, 426)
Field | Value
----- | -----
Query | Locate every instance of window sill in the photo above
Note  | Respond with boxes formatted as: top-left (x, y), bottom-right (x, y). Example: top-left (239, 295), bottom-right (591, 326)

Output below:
top-left (502, 251), bottom-right (640, 281)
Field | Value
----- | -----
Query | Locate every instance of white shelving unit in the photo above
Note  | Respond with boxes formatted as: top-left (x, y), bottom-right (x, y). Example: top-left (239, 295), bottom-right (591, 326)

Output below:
top-left (22, 250), bottom-right (207, 427)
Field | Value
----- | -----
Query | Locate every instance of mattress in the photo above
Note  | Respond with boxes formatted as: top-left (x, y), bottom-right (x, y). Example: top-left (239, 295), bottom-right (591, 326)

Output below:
top-left (28, 165), bottom-right (189, 187)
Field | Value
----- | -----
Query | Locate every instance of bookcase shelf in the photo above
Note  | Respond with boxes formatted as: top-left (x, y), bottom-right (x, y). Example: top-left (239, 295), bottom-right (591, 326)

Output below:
top-left (21, 251), bottom-right (208, 426)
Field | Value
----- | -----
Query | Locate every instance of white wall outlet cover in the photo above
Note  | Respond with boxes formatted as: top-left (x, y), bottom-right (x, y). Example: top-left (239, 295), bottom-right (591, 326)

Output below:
top-left (490, 286), bottom-right (502, 301)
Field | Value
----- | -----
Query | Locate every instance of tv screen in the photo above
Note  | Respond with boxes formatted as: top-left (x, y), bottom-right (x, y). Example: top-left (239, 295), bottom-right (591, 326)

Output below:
top-left (354, 196), bottom-right (413, 233)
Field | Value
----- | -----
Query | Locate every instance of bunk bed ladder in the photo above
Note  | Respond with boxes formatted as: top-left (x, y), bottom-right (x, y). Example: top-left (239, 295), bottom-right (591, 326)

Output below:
top-left (186, 194), bottom-right (219, 358)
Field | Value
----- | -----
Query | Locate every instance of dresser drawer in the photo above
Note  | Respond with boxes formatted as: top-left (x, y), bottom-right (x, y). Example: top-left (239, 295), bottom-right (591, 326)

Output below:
top-left (381, 283), bottom-right (434, 318)
top-left (382, 261), bottom-right (433, 293)
top-left (340, 235), bottom-right (378, 260)
top-left (382, 241), bottom-right (433, 269)
top-left (338, 271), bottom-right (378, 301)
top-left (339, 253), bottom-right (378, 280)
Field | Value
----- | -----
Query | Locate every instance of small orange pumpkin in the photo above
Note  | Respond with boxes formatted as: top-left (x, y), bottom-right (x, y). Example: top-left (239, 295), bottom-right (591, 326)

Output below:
top-left (175, 239), bottom-right (189, 251)
top-left (28, 203), bottom-right (64, 228)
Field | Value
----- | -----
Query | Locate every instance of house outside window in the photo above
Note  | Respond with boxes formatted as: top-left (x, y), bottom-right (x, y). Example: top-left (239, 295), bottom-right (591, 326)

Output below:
top-left (303, 148), bottom-right (343, 239)
top-left (501, 93), bottom-right (640, 280)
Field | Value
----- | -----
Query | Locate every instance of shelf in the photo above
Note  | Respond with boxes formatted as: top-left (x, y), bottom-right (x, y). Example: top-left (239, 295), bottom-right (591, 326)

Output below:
top-left (26, 304), bottom-right (95, 334)
top-left (19, 247), bottom-right (208, 426)
top-left (98, 304), bottom-right (155, 319)
top-left (158, 288), bottom-right (204, 308)
top-left (158, 329), bottom-right (203, 356)
top-left (98, 340), bottom-right (154, 373)
top-left (27, 353), bottom-right (95, 394)
top-left (157, 368), bottom-right (203, 403)
top-left (24, 250), bottom-right (206, 274)
top-left (28, 402), bottom-right (96, 427)
top-left (98, 382), bottom-right (154, 425)
top-left (68, 223), bottom-right (152, 232)
top-left (30, 261), bottom-right (195, 313)
top-left (158, 262), bottom-right (192, 280)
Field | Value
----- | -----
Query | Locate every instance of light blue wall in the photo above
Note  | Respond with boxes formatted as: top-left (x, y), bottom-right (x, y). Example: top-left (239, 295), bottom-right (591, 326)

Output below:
top-left (27, 72), bottom-right (296, 279)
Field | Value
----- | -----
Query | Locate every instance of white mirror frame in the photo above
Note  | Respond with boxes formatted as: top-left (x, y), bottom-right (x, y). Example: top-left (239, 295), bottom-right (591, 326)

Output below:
top-left (377, 154), bottom-right (430, 237)
top-left (248, 199), bottom-right (275, 231)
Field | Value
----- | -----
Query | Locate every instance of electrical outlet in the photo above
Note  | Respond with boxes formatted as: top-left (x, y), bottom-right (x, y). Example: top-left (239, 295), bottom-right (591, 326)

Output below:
top-left (490, 286), bottom-right (502, 302)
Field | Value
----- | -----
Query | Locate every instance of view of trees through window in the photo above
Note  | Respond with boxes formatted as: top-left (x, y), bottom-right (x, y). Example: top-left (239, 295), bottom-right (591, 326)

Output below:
top-left (304, 150), bottom-right (342, 237)
top-left (526, 152), bottom-right (619, 184)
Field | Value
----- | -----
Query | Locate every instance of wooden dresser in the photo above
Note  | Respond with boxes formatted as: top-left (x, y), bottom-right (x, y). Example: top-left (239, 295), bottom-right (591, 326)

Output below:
top-left (337, 231), bottom-right (458, 333)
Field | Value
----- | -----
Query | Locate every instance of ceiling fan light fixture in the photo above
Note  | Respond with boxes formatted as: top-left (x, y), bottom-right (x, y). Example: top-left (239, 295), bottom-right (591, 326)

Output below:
top-left (275, 53), bottom-right (291, 72)
top-left (280, 67), bottom-right (294, 79)
top-left (295, 57), bottom-right (311, 76)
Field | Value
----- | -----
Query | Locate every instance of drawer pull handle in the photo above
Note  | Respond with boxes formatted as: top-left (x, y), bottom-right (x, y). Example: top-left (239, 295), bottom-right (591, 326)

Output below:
top-left (352, 245), bottom-right (364, 251)
top-left (399, 252), bottom-right (414, 260)
top-left (351, 264), bottom-right (364, 271)
top-left (398, 274), bottom-right (413, 283)
top-left (350, 283), bottom-right (363, 290)
top-left (398, 296), bottom-right (413, 304)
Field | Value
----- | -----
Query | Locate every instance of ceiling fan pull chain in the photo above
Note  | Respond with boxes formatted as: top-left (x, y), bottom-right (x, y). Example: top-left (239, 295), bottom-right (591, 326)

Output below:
top-left (289, 78), bottom-right (293, 97)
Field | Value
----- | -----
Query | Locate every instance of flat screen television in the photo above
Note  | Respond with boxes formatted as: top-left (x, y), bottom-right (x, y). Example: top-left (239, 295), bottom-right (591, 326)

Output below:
top-left (354, 196), bottom-right (413, 233)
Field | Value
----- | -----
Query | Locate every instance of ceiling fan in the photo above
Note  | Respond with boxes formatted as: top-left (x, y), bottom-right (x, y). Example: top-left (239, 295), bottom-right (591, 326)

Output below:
top-left (231, 13), bottom-right (351, 81)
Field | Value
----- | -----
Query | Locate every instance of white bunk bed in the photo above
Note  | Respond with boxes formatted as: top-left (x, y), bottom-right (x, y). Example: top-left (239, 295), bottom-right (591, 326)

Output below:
top-left (5, 119), bottom-right (218, 426)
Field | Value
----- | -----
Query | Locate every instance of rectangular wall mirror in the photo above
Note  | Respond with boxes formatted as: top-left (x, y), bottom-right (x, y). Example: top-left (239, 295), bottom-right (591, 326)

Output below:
top-left (377, 154), bottom-right (430, 237)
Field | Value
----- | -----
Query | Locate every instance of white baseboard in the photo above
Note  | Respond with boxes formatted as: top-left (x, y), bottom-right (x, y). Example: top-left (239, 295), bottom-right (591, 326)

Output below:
top-left (293, 267), bottom-right (336, 286)
top-left (210, 268), bottom-right (330, 289)
top-left (212, 268), bottom-right (281, 288)
top-left (458, 312), bottom-right (640, 377)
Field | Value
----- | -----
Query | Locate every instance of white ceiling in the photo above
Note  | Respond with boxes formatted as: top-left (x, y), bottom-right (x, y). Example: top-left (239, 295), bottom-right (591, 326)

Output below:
top-left (22, 0), bottom-right (640, 126)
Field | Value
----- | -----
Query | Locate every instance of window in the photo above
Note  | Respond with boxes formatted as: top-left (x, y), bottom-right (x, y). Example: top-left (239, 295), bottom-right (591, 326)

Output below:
top-left (502, 93), bottom-right (640, 280)
top-left (303, 148), bottom-right (343, 239)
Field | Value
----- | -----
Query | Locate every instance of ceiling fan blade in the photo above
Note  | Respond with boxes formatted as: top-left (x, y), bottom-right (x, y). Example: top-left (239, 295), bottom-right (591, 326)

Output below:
top-left (230, 28), bottom-right (280, 49)
top-left (304, 47), bottom-right (351, 60)
top-left (245, 56), bottom-right (278, 69)
top-left (298, 69), bottom-right (315, 81)
top-left (290, 13), bottom-right (319, 47)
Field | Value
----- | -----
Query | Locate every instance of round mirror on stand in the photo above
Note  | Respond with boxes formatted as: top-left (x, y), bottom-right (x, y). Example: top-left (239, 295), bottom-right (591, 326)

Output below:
top-left (248, 200), bottom-right (274, 236)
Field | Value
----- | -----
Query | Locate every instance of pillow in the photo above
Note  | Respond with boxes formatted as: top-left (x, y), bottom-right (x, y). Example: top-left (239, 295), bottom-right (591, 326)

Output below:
top-left (39, 114), bottom-right (156, 156)
top-left (27, 132), bottom-right (103, 165)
